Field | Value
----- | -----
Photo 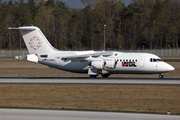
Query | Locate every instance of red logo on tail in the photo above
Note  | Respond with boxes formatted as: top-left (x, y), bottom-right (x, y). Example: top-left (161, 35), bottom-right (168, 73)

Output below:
top-left (29, 36), bottom-right (43, 50)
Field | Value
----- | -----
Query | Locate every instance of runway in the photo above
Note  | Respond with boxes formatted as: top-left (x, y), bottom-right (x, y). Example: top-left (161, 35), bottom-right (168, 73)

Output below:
top-left (0, 109), bottom-right (180, 120)
top-left (0, 77), bottom-right (180, 85)
top-left (1, 77), bottom-right (180, 120)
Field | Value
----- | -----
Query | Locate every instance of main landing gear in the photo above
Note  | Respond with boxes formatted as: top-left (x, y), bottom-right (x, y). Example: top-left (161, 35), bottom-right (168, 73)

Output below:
top-left (159, 73), bottom-right (164, 78)
top-left (89, 74), bottom-right (110, 78)
top-left (89, 75), bottom-right (97, 78)
top-left (88, 67), bottom-right (110, 78)
top-left (101, 74), bottom-right (110, 78)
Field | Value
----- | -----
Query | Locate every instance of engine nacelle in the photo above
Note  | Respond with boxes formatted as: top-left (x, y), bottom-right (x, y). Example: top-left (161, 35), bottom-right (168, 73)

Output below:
top-left (91, 60), bottom-right (105, 69)
top-left (105, 59), bottom-right (117, 69)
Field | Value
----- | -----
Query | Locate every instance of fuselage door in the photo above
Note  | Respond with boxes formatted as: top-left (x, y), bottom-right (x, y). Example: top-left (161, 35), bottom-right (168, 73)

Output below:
top-left (139, 57), bottom-right (144, 67)
top-left (156, 62), bottom-right (158, 71)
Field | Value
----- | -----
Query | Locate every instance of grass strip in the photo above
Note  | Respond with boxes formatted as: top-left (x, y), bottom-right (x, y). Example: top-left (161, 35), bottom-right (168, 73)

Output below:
top-left (0, 84), bottom-right (180, 114)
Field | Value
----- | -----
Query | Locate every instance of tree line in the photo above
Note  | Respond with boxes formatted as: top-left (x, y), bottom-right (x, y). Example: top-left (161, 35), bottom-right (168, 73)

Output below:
top-left (1, 0), bottom-right (180, 50)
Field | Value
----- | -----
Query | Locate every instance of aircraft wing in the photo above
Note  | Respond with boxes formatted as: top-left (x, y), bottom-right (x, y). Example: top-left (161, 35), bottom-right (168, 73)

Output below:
top-left (61, 51), bottom-right (113, 62)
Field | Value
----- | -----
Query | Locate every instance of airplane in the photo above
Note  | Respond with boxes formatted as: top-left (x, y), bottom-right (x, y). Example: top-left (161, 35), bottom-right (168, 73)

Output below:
top-left (8, 26), bottom-right (175, 78)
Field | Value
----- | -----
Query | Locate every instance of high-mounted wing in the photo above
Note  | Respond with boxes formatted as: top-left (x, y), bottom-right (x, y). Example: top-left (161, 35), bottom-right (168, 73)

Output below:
top-left (61, 51), bottom-right (113, 62)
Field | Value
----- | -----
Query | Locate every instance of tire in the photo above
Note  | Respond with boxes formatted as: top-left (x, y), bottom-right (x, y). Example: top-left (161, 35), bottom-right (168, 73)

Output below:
top-left (90, 75), bottom-right (97, 78)
top-left (101, 74), bottom-right (110, 78)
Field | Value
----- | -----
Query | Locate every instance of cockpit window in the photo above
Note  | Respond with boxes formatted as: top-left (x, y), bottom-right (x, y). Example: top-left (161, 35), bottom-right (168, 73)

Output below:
top-left (153, 58), bottom-right (157, 62)
top-left (150, 58), bottom-right (153, 62)
top-left (150, 58), bottom-right (163, 62)
top-left (157, 59), bottom-right (163, 62)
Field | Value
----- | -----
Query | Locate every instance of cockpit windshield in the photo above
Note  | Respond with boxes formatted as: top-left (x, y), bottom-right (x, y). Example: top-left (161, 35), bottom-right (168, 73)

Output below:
top-left (150, 58), bottom-right (163, 62)
top-left (157, 59), bottom-right (163, 62)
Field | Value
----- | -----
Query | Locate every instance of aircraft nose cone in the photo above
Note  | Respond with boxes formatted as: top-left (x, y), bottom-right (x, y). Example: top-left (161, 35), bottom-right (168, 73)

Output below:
top-left (167, 64), bottom-right (175, 71)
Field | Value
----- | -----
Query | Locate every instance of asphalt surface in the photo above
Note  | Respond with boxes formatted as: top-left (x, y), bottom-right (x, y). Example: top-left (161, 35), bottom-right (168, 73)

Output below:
top-left (0, 109), bottom-right (180, 120)
top-left (0, 77), bottom-right (180, 85)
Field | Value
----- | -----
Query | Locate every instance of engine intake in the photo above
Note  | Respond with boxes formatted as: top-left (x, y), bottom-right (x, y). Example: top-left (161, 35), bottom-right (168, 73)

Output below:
top-left (90, 60), bottom-right (105, 69)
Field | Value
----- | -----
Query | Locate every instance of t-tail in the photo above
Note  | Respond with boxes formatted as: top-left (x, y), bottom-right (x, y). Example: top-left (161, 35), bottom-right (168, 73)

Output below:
top-left (9, 26), bottom-right (58, 54)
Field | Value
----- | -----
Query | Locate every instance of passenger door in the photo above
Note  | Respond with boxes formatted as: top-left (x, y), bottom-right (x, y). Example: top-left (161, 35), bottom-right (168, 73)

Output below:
top-left (139, 57), bottom-right (144, 67)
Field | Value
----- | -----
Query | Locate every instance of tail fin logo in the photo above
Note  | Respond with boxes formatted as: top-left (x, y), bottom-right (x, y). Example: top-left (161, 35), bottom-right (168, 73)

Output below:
top-left (29, 36), bottom-right (43, 50)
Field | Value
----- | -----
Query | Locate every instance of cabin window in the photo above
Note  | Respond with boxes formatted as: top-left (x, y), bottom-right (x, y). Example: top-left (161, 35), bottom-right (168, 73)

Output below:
top-left (121, 58), bottom-right (137, 67)
top-left (150, 58), bottom-right (163, 62)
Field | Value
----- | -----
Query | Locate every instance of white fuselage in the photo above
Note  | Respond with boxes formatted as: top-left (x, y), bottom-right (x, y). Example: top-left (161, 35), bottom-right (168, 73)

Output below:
top-left (37, 51), bottom-right (174, 74)
top-left (10, 26), bottom-right (174, 78)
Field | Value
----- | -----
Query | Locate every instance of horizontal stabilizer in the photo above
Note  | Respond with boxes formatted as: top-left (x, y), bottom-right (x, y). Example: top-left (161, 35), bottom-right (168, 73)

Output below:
top-left (8, 26), bottom-right (36, 31)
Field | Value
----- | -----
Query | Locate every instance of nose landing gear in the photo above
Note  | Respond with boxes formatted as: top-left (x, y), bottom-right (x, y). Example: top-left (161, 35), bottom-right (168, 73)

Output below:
top-left (159, 73), bottom-right (164, 78)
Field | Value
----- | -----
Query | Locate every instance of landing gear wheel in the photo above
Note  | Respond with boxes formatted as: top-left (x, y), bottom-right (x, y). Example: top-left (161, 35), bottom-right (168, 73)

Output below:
top-left (101, 74), bottom-right (110, 78)
top-left (90, 75), bottom-right (97, 78)
top-left (159, 74), bottom-right (164, 78)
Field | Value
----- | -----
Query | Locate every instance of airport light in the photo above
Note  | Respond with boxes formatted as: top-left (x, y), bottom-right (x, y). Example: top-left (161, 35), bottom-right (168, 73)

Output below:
top-left (104, 24), bottom-right (106, 51)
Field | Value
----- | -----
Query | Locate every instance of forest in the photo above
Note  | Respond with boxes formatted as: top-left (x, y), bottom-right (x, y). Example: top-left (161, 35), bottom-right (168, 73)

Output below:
top-left (1, 0), bottom-right (180, 50)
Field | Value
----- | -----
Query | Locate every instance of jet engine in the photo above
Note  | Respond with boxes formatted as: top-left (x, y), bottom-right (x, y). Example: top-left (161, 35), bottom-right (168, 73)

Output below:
top-left (90, 60), bottom-right (105, 69)
top-left (105, 59), bottom-right (117, 69)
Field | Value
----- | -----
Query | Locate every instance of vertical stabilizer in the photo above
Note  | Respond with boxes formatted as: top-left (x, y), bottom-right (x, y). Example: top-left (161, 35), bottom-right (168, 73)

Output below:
top-left (9, 26), bottom-right (57, 54)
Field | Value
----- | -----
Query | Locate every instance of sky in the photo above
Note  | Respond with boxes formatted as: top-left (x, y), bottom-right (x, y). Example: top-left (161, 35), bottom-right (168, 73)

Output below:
top-left (3, 0), bottom-right (132, 7)
top-left (61, 0), bottom-right (132, 8)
